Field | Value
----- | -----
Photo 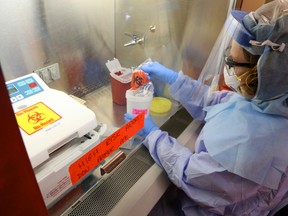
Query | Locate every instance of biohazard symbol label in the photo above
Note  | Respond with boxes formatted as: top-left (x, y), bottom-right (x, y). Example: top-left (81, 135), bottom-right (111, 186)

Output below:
top-left (131, 71), bottom-right (149, 90)
top-left (15, 102), bottom-right (62, 135)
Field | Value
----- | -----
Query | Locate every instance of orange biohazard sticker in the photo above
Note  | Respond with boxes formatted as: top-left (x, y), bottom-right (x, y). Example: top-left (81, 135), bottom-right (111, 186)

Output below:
top-left (69, 112), bottom-right (145, 185)
top-left (15, 102), bottom-right (62, 135)
top-left (131, 71), bottom-right (149, 90)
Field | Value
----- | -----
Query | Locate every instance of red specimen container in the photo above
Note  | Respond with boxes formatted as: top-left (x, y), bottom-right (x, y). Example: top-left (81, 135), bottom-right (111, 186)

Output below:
top-left (110, 68), bottom-right (132, 105)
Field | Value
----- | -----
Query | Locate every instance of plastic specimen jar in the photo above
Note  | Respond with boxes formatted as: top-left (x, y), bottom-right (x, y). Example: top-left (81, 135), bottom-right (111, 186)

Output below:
top-left (126, 89), bottom-right (153, 118)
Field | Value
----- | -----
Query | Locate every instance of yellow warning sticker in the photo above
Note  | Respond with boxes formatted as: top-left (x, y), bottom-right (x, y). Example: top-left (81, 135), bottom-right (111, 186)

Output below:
top-left (15, 102), bottom-right (62, 135)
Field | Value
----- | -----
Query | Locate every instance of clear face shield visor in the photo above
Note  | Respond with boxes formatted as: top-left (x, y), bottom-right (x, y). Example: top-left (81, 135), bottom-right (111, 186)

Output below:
top-left (197, 11), bottom-right (253, 92)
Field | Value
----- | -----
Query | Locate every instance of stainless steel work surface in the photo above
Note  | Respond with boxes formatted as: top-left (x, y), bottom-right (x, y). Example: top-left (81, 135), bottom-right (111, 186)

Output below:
top-left (83, 84), bottom-right (182, 128)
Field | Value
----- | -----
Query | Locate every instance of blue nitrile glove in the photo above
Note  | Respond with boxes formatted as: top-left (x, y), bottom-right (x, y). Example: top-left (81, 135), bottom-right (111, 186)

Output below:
top-left (141, 61), bottom-right (178, 85)
top-left (124, 113), bottom-right (159, 138)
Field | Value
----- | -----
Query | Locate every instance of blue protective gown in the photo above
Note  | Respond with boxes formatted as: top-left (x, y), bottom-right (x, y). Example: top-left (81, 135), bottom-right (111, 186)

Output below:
top-left (144, 72), bottom-right (288, 216)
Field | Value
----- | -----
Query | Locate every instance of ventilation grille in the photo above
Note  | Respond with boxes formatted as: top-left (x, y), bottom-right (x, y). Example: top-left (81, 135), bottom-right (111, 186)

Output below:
top-left (63, 146), bottom-right (154, 216)
top-left (160, 107), bottom-right (193, 137)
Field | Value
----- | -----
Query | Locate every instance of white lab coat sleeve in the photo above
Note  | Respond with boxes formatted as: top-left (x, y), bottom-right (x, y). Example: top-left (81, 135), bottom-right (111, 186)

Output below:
top-left (143, 130), bottom-right (263, 209)
top-left (169, 71), bottom-right (233, 121)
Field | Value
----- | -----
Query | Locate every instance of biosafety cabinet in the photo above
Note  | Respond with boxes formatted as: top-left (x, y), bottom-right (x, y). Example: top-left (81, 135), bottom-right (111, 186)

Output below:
top-left (0, 0), bottom-right (234, 215)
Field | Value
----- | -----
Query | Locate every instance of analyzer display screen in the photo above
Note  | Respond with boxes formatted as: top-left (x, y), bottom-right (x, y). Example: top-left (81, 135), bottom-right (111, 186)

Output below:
top-left (7, 85), bottom-right (18, 95)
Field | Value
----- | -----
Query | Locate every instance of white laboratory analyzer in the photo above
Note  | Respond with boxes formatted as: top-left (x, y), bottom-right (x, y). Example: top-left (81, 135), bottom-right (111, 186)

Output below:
top-left (6, 73), bottom-right (100, 206)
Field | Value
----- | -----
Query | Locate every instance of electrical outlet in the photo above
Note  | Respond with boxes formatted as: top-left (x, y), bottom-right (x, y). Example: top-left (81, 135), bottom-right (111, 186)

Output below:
top-left (34, 63), bottom-right (60, 83)
top-left (49, 63), bottom-right (61, 80)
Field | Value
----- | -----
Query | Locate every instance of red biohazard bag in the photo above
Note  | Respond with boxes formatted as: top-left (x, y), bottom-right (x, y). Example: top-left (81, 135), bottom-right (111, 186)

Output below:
top-left (131, 70), bottom-right (149, 90)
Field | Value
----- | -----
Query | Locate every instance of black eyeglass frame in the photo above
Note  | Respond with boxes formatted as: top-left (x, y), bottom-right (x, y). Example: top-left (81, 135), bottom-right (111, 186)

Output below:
top-left (223, 46), bottom-right (255, 69)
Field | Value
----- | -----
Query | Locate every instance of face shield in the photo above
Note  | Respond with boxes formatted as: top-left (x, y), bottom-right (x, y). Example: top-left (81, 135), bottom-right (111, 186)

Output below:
top-left (194, 10), bottom-right (252, 99)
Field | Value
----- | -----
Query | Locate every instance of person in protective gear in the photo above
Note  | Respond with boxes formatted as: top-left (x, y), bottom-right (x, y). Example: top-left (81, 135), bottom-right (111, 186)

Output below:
top-left (124, 0), bottom-right (288, 215)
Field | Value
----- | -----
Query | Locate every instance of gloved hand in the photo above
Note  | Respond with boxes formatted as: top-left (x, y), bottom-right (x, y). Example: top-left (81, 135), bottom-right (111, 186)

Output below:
top-left (124, 113), bottom-right (159, 138)
top-left (141, 61), bottom-right (178, 85)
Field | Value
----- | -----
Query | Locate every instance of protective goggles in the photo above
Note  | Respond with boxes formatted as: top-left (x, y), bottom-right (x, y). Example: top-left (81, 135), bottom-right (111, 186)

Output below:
top-left (223, 46), bottom-right (255, 70)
